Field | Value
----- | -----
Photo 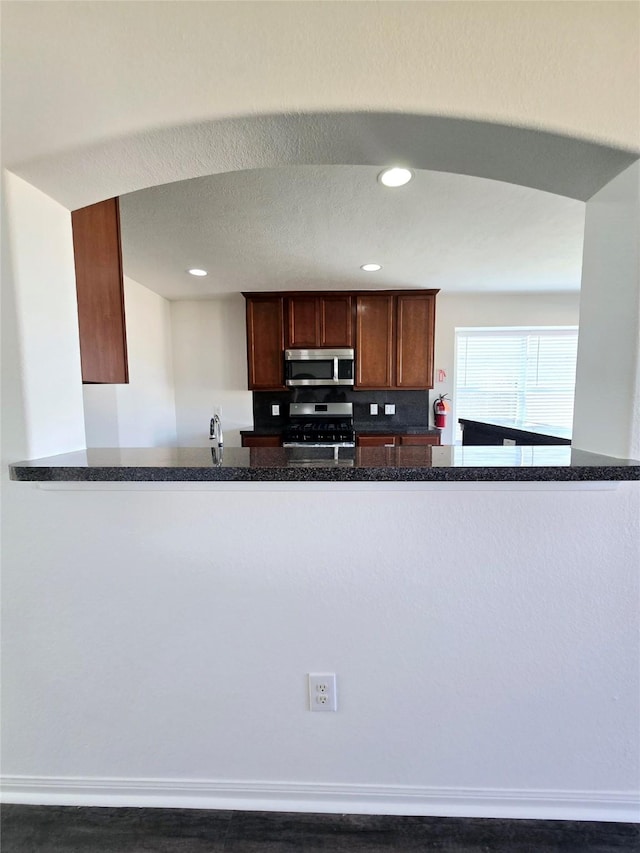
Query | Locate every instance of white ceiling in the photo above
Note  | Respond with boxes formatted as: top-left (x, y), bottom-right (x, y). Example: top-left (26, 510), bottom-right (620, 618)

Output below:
top-left (119, 165), bottom-right (586, 301)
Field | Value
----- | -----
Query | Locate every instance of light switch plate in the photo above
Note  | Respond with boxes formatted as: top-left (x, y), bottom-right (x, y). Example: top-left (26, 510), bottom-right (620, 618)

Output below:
top-left (384, 404), bottom-right (395, 415)
top-left (369, 404), bottom-right (378, 415)
top-left (271, 404), bottom-right (279, 416)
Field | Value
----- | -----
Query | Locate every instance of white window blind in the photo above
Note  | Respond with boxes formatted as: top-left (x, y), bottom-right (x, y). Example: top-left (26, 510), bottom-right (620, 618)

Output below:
top-left (455, 327), bottom-right (579, 430)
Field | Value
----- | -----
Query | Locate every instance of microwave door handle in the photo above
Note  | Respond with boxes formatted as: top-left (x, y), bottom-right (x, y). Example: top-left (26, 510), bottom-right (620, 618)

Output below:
top-left (333, 356), bottom-right (339, 382)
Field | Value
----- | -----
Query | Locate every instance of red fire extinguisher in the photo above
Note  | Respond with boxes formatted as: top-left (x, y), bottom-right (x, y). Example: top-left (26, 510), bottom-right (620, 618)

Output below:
top-left (433, 394), bottom-right (449, 429)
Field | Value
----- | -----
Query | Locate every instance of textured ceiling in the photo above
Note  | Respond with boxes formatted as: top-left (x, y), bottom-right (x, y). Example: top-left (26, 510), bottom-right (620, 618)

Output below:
top-left (1, 1), bottom-right (631, 301)
top-left (3, 1), bottom-right (639, 169)
top-left (119, 165), bottom-right (585, 300)
top-left (2, 3), bottom-right (637, 212)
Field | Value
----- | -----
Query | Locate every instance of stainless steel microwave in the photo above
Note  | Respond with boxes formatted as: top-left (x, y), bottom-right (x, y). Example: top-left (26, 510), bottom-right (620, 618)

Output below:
top-left (284, 348), bottom-right (354, 387)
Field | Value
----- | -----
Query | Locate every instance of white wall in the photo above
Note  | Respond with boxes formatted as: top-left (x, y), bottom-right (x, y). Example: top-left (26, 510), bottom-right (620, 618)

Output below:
top-left (433, 292), bottom-right (581, 445)
top-left (84, 289), bottom-right (254, 449)
top-left (573, 161), bottom-right (640, 459)
top-left (1, 477), bottom-right (638, 821)
top-left (1, 172), bottom-right (86, 461)
top-left (171, 297), bottom-right (253, 447)
top-left (83, 277), bottom-right (177, 448)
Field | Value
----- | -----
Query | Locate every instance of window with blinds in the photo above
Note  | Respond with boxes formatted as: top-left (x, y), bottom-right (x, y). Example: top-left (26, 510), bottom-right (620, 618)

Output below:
top-left (455, 327), bottom-right (579, 431)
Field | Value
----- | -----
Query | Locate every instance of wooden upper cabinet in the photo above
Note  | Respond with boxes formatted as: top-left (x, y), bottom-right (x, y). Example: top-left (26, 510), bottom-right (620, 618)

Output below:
top-left (245, 295), bottom-right (286, 390)
top-left (396, 293), bottom-right (436, 388)
top-left (71, 197), bottom-right (128, 384)
top-left (356, 290), bottom-right (438, 389)
top-left (355, 294), bottom-right (394, 388)
top-left (286, 294), bottom-right (353, 348)
top-left (320, 295), bottom-right (353, 347)
top-left (287, 295), bottom-right (320, 347)
top-left (245, 289), bottom-right (437, 392)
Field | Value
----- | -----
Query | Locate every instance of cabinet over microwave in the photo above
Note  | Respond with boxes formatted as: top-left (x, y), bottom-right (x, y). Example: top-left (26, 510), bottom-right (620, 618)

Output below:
top-left (284, 348), bottom-right (354, 387)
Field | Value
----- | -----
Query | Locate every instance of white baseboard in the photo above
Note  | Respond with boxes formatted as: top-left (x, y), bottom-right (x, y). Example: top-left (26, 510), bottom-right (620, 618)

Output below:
top-left (1, 776), bottom-right (638, 823)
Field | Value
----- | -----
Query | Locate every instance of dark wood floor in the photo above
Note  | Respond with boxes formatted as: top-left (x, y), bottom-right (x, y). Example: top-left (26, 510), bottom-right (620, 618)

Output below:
top-left (1, 805), bottom-right (638, 852)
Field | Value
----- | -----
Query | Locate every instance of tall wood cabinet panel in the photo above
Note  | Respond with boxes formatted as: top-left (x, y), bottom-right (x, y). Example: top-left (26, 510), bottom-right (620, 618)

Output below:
top-left (71, 197), bottom-right (128, 384)
top-left (245, 295), bottom-right (286, 389)
top-left (355, 294), bottom-right (394, 388)
top-left (396, 293), bottom-right (436, 388)
top-left (287, 296), bottom-right (320, 347)
top-left (320, 295), bottom-right (353, 347)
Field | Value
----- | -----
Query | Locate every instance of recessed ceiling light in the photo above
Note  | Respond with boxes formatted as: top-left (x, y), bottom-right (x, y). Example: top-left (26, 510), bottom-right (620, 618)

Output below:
top-left (361, 263), bottom-right (382, 272)
top-left (188, 268), bottom-right (208, 277)
top-left (378, 167), bottom-right (413, 188)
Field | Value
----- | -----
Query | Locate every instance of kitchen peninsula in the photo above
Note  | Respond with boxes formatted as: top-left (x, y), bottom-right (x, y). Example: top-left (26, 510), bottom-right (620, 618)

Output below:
top-left (10, 445), bottom-right (640, 483)
top-left (459, 418), bottom-right (572, 446)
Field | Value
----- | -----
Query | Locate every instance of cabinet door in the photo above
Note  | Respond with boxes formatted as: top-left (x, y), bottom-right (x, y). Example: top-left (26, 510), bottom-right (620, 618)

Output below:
top-left (320, 295), bottom-right (353, 347)
top-left (356, 434), bottom-right (397, 447)
top-left (287, 295), bottom-right (320, 347)
top-left (395, 293), bottom-right (435, 389)
top-left (241, 435), bottom-right (282, 447)
top-left (245, 296), bottom-right (285, 390)
top-left (71, 197), bottom-right (128, 384)
top-left (356, 294), bottom-right (394, 388)
top-left (398, 434), bottom-right (441, 446)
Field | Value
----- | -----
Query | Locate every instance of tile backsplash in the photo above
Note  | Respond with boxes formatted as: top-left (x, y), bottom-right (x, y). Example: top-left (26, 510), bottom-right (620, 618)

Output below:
top-left (253, 389), bottom-right (434, 431)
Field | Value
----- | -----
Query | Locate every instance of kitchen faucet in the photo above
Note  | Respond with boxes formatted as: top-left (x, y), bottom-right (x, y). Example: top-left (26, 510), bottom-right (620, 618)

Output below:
top-left (210, 413), bottom-right (223, 447)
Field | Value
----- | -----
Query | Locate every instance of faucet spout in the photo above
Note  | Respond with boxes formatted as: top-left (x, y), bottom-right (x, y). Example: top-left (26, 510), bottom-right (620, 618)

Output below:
top-left (210, 413), bottom-right (223, 447)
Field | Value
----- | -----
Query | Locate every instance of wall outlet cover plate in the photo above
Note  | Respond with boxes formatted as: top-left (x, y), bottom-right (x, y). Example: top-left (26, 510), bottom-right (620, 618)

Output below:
top-left (308, 672), bottom-right (337, 712)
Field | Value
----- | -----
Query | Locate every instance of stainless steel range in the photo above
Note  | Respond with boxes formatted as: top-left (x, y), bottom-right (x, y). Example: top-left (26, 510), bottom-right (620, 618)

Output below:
top-left (282, 402), bottom-right (355, 447)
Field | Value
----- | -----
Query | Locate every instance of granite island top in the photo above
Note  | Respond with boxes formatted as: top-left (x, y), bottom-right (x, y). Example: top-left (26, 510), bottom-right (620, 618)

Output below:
top-left (9, 445), bottom-right (640, 482)
top-left (458, 417), bottom-right (572, 442)
top-left (239, 427), bottom-right (441, 436)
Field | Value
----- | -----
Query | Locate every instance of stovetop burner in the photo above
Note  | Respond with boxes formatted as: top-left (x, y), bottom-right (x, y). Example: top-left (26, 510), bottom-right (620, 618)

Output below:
top-left (282, 402), bottom-right (355, 446)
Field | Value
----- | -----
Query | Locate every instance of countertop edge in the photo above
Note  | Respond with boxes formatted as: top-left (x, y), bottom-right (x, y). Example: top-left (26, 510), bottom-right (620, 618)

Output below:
top-left (9, 464), bottom-right (640, 483)
top-left (240, 428), bottom-right (442, 436)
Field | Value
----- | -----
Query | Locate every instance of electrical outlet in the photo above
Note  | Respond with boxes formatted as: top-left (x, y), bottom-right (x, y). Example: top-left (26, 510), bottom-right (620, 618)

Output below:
top-left (384, 404), bottom-right (395, 415)
top-left (271, 404), bottom-right (280, 416)
top-left (308, 673), bottom-right (337, 712)
top-left (369, 403), bottom-right (378, 415)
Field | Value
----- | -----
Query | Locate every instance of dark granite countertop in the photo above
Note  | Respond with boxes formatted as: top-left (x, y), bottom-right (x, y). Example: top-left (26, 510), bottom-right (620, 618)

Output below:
top-left (9, 445), bottom-right (640, 482)
top-left (240, 427), bottom-right (440, 436)
top-left (459, 417), bottom-right (572, 442)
